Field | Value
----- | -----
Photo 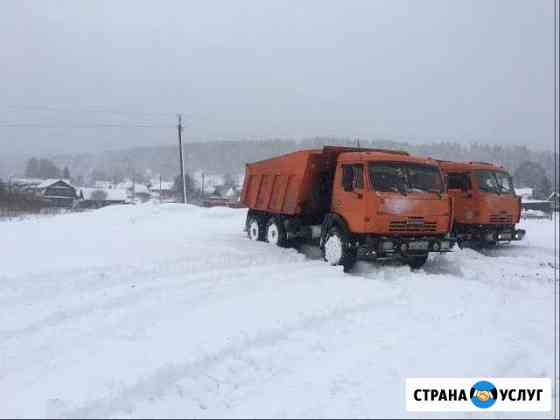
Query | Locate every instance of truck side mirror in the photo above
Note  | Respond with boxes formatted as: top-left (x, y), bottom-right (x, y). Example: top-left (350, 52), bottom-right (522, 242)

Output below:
top-left (342, 166), bottom-right (354, 192)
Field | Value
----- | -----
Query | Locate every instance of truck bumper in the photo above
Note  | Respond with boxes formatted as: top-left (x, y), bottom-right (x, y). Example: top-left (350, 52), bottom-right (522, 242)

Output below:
top-left (454, 226), bottom-right (526, 245)
top-left (358, 235), bottom-right (455, 259)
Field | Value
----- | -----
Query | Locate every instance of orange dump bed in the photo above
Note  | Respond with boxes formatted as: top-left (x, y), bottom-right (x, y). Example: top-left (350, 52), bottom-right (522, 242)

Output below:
top-left (240, 149), bottom-right (326, 215)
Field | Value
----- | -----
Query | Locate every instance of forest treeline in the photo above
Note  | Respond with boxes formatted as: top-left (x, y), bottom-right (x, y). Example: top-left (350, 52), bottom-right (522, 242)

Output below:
top-left (3, 138), bottom-right (557, 199)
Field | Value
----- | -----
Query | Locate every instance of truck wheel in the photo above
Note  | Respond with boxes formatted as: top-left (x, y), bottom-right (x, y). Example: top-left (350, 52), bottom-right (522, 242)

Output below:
top-left (266, 218), bottom-right (286, 247)
top-left (247, 216), bottom-right (264, 241)
top-left (323, 227), bottom-right (357, 272)
top-left (405, 254), bottom-right (428, 270)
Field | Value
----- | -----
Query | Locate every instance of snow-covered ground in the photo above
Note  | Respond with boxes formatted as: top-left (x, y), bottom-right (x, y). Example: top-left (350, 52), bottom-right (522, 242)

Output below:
top-left (1, 204), bottom-right (558, 418)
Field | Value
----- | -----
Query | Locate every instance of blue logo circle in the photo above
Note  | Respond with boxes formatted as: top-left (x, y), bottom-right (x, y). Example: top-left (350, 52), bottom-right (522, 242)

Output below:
top-left (470, 380), bottom-right (498, 409)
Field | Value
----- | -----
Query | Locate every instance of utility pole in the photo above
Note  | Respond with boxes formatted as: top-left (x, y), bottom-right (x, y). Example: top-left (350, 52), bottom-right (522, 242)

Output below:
top-left (177, 114), bottom-right (187, 204)
top-left (201, 172), bottom-right (205, 196)
top-left (132, 170), bottom-right (135, 200)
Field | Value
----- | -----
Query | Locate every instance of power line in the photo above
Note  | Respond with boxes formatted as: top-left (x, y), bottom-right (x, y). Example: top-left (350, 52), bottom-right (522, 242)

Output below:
top-left (0, 123), bottom-right (175, 128)
top-left (0, 104), bottom-right (192, 117)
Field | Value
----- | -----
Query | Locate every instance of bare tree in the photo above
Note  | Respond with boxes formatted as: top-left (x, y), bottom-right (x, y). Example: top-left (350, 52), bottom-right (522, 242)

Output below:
top-left (223, 173), bottom-right (237, 188)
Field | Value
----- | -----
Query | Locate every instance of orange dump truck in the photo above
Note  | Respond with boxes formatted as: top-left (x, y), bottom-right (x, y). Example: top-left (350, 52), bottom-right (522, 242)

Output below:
top-left (240, 146), bottom-right (455, 271)
top-left (438, 160), bottom-right (525, 246)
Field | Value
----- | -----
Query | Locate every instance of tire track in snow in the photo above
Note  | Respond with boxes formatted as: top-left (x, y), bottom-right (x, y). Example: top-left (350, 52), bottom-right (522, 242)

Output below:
top-left (0, 256), bottom-right (308, 342)
top-left (57, 288), bottom-right (402, 419)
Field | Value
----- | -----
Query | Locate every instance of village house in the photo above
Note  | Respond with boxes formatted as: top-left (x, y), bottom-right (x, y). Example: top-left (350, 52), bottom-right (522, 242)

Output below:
top-left (77, 187), bottom-right (128, 209)
top-left (131, 184), bottom-right (151, 202)
top-left (514, 187), bottom-right (533, 201)
top-left (514, 187), bottom-right (552, 218)
top-left (38, 179), bottom-right (78, 207)
top-left (148, 180), bottom-right (175, 201)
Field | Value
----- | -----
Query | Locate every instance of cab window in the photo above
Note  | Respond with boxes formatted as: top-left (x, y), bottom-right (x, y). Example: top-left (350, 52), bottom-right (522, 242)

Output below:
top-left (341, 164), bottom-right (364, 190)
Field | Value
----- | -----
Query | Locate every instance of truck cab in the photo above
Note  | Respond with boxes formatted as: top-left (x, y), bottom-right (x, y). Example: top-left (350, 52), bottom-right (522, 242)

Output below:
top-left (332, 151), bottom-right (452, 235)
top-left (321, 150), bottom-right (454, 269)
top-left (438, 160), bottom-right (525, 246)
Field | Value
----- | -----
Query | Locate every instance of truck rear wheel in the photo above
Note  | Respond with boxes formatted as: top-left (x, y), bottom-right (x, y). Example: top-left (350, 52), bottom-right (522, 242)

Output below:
top-left (405, 254), bottom-right (428, 270)
top-left (247, 216), bottom-right (264, 241)
top-left (266, 217), bottom-right (287, 247)
top-left (323, 227), bottom-right (357, 272)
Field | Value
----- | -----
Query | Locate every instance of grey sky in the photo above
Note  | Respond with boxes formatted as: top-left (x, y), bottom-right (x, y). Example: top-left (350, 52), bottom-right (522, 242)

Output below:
top-left (0, 0), bottom-right (556, 155)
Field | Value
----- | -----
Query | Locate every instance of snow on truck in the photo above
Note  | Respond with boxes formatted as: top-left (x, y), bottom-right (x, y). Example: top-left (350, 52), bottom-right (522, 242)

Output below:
top-left (438, 160), bottom-right (525, 247)
top-left (240, 146), bottom-right (455, 271)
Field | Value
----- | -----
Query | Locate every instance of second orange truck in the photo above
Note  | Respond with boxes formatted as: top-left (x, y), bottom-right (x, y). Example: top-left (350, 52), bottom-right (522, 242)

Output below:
top-left (438, 160), bottom-right (525, 247)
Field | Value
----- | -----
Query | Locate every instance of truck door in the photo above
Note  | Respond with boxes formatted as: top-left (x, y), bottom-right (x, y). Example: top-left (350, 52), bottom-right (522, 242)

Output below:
top-left (447, 172), bottom-right (472, 224)
top-left (332, 163), bottom-right (367, 232)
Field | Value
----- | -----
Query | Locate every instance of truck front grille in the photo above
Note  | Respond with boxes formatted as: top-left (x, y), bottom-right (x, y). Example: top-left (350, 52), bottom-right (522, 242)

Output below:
top-left (389, 218), bottom-right (437, 233)
top-left (489, 213), bottom-right (513, 224)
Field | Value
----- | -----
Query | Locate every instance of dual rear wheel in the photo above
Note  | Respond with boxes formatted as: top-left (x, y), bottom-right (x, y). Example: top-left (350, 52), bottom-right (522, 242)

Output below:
top-left (247, 215), bottom-right (286, 247)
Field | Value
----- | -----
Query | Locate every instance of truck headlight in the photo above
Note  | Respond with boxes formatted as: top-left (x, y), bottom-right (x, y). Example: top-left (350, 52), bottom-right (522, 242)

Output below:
top-left (432, 242), bottom-right (440, 251)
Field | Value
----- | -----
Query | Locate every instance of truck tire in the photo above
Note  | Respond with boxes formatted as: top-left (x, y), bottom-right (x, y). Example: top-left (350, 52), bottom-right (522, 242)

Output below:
top-left (247, 216), bottom-right (265, 241)
top-left (322, 227), bottom-right (357, 272)
top-left (265, 217), bottom-right (287, 247)
top-left (405, 254), bottom-right (428, 270)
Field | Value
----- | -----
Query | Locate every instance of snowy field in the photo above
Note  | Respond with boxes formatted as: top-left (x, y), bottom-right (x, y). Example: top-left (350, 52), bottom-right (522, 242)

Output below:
top-left (1, 204), bottom-right (558, 418)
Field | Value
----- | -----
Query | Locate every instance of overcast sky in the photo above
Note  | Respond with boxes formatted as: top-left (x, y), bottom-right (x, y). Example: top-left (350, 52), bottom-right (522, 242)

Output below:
top-left (0, 0), bottom-right (557, 156)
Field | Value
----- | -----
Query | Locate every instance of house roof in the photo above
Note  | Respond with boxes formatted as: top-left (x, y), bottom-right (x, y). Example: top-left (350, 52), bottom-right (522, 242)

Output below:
top-left (80, 187), bottom-right (128, 201)
top-left (133, 184), bottom-right (150, 194)
top-left (94, 181), bottom-right (114, 189)
top-left (149, 180), bottom-right (174, 191)
top-left (514, 187), bottom-right (533, 197)
top-left (115, 180), bottom-right (133, 190)
top-left (37, 178), bottom-right (75, 189)
top-left (11, 177), bottom-right (44, 186)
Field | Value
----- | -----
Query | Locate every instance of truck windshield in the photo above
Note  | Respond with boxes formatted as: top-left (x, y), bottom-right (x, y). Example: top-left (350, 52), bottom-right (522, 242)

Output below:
top-left (368, 162), bottom-right (444, 194)
top-left (474, 170), bottom-right (514, 194)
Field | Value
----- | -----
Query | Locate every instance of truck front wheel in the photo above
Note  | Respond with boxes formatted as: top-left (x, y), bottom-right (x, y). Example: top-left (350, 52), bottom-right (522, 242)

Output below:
top-left (323, 227), bottom-right (357, 272)
top-left (266, 217), bottom-right (287, 247)
top-left (247, 216), bottom-right (264, 241)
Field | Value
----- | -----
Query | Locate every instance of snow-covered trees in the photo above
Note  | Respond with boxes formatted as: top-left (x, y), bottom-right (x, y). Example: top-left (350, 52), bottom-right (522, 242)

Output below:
top-left (513, 161), bottom-right (552, 200)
